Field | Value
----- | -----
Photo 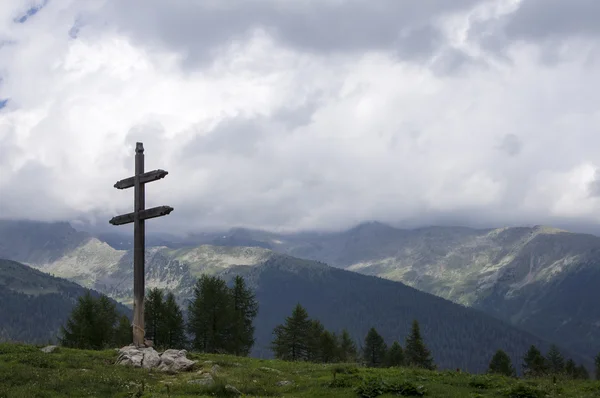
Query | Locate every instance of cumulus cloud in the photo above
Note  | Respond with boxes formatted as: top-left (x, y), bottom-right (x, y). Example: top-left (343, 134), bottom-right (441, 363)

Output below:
top-left (0, 0), bottom-right (600, 235)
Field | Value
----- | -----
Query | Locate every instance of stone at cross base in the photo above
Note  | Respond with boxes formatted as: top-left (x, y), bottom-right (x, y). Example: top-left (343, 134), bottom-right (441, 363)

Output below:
top-left (116, 345), bottom-right (196, 372)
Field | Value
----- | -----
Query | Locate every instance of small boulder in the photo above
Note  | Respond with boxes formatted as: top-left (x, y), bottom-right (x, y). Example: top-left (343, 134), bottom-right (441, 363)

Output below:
top-left (211, 364), bottom-right (221, 375)
top-left (276, 380), bottom-right (294, 387)
top-left (158, 349), bottom-right (196, 372)
top-left (116, 345), bottom-right (145, 367)
top-left (40, 345), bottom-right (58, 353)
top-left (141, 347), bottom-right (161, 369)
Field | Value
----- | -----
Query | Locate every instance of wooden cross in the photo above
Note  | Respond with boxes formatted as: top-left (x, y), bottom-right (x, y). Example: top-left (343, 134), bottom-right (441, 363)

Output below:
top-left (109, 142), bottom-right (174, 347)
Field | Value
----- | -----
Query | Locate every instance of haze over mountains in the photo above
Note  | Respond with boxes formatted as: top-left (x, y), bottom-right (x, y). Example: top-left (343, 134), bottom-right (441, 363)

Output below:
top-left (1, 218), bottom-right (599, 373)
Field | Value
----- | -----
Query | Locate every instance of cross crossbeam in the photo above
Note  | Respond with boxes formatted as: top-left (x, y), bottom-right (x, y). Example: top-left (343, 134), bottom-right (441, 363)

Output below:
top-left (109, 142), bottom-right (173, 348)
top-left (114, 169), bottom-right (169, 190)
top-left (109, 206), bottom-right (174, 226)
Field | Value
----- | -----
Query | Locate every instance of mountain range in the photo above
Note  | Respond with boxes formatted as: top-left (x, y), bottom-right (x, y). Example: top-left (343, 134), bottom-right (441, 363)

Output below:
top-left (179, 222), bottom-right (600, 360)
top-left (0, 219), bottom-right (598, 373)
top-left (0, 258), bottom-right (130, 344)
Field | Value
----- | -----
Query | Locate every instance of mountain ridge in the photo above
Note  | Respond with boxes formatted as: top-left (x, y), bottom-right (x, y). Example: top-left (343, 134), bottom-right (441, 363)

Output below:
top-left (1, 219), bottom-right (598, 368)
top-left (0, 258), bottom-right (131, 344)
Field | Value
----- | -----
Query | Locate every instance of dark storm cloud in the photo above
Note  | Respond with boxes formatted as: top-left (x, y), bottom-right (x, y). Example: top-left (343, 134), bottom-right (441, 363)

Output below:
top-left (95, 0), bottom-right (479, 66)
top-left (4, 0), bottom-right (600, 236)
top-left (504, 0), bottom-right (600, 41)
top-left (497, 134), bottom-right (522, 157)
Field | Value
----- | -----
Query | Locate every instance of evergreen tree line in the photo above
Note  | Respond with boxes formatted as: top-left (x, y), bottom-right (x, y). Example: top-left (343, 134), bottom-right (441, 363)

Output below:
top-left (59, 291), bottom-right (132, 349)
top-left (144, 288), bottom-right (186, 349)
top-left (488, 344), bottom-right (595, 380)
top-left (270, 303), bottom-right (358, 363)
top-left (361, 320), bottom-right (435, 370)
top-left (270, 304), bottom-right (435, 370)
top-left (59, 285), bottom-right (600, 381)
top-left (60, 274), bottom-right (259, 356)
top-left (187, 275), bottom-right (258, 356)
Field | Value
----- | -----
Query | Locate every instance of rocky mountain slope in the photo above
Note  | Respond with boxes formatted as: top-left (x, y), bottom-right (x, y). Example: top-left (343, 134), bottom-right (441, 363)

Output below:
top-left (207, 223), bottom-right (600, 359)
top-left (0, 258), bottom-right (130, 344)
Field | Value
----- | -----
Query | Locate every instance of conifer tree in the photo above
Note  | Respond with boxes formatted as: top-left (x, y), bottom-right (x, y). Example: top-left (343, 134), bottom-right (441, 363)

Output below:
top-left (546, 344), bottom-right (565, 375)
top-left (363, 327), bottom-right (387, 367)
top-left (145, 288), bottom-right (166, 347)
top-left (339, 329), bottom-right (358, 362)
top-left (522, 345), bottom-right (547, 377)
top-left (96, 294), bottom-right (118, 346)
top-left (386, 341), bottom-right (405, 367)
top-left (187, 275), bottom-right (233, 353)
top-left (307, 319), bottom-right (325, 362)
top-left (163, 292), bottom-right (186, 348)
top-left (404, 320), bottom-right (435, 370)
top-left (319, 330), bottom-right (339, 363)
top-left (488, 349), bottom-right (516, 377)
top-left (60, 291), bottom-right (98, 349)
top-left (114, 315), bottom-right (132, 347)
top-left (565, 359), bottom-right (577, 378)
top-left (271, 303), bottom-right (312, 361)
top-left (229, 276), bottom-right (258, 356)
top-left (575, 364), bottom-right (589, 380)
top-left (595, 352), bottom-right (600, 380)
top-left (60, 291), bottom-right (119, 350)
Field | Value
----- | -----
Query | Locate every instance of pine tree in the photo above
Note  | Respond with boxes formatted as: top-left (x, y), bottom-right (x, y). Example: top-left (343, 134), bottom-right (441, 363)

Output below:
top-left (595, 352), bottom-right (600, 380)
top-left (546, 344), bottom-right (565, 375)
top-left (307, 319), bottom-right (325, 362)
top-left (404, 320), bottom-right (435, 370)
top-left (575, 365), bottom-right (590, 380)
top-left (96, 294), bottom-right (118, 346)
top-left (163, 292), bottom-right (186, 348)
top-left (565, 359), bottom-right (577, 378)
top-left (386, 341), bottom-right (405, 367)
top-left (339, 329), bottom-right (358, 362)
top-left (187, 275), bottom-right (233, 353)
top-left (114, 315), bottom-right (133, 347)
top-left (60, 291), bottom-right (119, 350)
top-left (522, 345), bottom-right (547, 377)
top-left (319, 330), bottom-right (339, 363)
top-left (229, 276), bottom-right (258, 356)
top-left (145, 288), bottom-right (166, 347)
top-left (488, 349), bottom-right (516, 377)
top-left (363, 327), bottom-right (387, 367)
top-left (271, 303), bottom-right (313, 361)
top-left (60, 291), bottom-right (98, 349)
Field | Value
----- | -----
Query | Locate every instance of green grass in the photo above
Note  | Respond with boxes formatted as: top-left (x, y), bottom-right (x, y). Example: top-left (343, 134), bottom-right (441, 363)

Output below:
top-left (0, 343), bottom-right (598, 397)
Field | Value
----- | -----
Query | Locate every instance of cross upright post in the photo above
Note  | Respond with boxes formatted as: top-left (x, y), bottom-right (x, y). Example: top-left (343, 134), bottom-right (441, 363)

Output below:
top-left (110, 142), bottom-right (174, 347)
top-left (133, 143), bottom-right (145, 347)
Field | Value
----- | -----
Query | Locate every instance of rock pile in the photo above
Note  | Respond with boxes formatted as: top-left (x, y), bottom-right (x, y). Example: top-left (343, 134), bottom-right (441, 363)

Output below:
top-left (116, 345), bottom-right (196, 372)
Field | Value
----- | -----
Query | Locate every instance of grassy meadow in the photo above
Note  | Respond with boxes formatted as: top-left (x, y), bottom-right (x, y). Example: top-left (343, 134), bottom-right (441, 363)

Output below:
top-left (0, 343), bottom-right (598, 398)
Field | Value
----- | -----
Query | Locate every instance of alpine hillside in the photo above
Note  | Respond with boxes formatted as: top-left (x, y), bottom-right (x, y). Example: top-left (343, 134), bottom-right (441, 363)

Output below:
top-left (202, 222), bottom-right (600, 359)
top-left (0, 258), bottom-right (131, 344)
top-left (0, 220), bottom-right (594, 373)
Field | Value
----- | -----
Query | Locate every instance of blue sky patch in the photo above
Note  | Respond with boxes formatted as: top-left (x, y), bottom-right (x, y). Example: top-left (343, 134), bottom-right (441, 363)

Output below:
top-left (0, 99), bottom-right (9, 110)
top-left (14, 0), bottom-right (49, 24)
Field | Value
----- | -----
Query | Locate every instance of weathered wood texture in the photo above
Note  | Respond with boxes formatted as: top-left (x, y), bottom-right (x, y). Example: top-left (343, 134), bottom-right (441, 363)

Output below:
top-left (109, 142), bottom-right (173, 348)
top-left (114, 169), bottom-right (168, 190)
top-left (109, 206), bottom-right (174, 225)
top-left (132, 142), bottom-right (145, 348)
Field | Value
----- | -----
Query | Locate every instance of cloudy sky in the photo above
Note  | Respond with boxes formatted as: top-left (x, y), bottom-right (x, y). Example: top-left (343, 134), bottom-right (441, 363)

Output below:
top-left (0, 0), bottom-right (599, 235)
